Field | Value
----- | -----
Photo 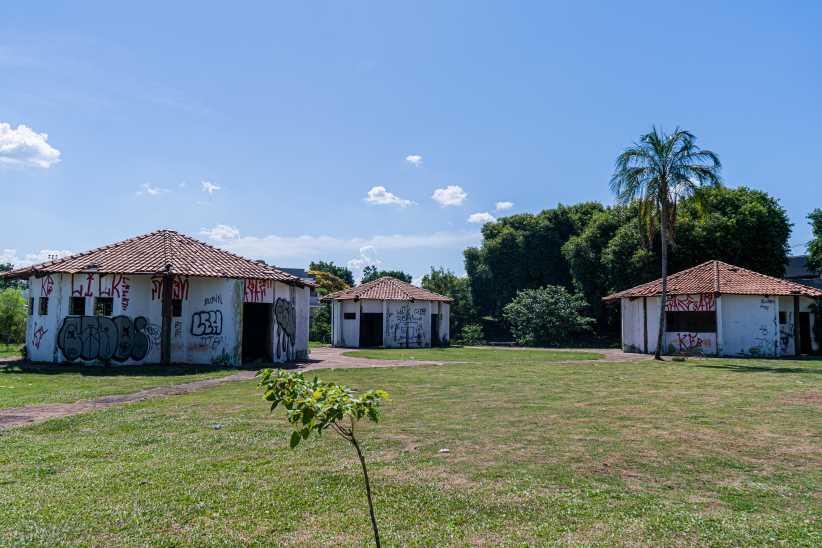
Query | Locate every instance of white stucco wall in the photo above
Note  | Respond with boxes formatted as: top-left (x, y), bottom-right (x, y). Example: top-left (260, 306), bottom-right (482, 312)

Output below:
top-left (26, 273), bottom-right (308, 365)
top-left (720, 295), bottom-right (780, 357)
top-left (621, 298), bottom-right (645, 353)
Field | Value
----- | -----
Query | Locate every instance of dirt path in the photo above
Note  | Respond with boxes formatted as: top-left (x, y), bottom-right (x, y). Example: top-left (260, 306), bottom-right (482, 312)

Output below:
top-left (0, 371), bottom-right (257, 431)
top-left (0, 346), bottom-right (642, 430)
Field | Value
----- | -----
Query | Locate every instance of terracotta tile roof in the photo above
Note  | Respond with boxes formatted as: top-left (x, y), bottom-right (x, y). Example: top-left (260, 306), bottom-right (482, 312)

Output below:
top-left (321, 276), bottom-right (452, 302)
top-left (1, 229), bottom-right (314, 287)
top-left (603, 260), bottom-right (822, 301)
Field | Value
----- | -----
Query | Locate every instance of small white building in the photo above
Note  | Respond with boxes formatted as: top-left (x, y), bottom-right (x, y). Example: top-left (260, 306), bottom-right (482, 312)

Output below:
top-left (604, 260), bottom-right (822, 357)
top-left (322, 277), bottom-right (451, 348)
top-left (2, 230), bottom-right (315, 366)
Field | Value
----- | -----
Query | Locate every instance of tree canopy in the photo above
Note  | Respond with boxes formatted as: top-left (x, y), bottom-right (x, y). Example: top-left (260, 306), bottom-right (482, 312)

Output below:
top-left (309, 261), bottom-right (355, 286)
top-left (420, 267), bottom-right (474, 335)
top-left (361, 266), bottom-right (412, 285)
top-left (807, 209), bottom-right (822, 274)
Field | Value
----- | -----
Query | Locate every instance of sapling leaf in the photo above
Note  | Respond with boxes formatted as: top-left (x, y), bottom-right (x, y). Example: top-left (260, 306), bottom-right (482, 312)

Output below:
top-left (289, 430), bottom-right (301, 449)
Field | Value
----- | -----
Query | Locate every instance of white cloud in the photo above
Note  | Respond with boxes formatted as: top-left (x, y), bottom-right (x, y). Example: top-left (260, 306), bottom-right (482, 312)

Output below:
top-left (136, 182), bottom-right (170, 196)
top-left (201, 180), bottom-right (221, 194)
top-left (0, 122), bottom-right (61, 168)
top-left (364, 186), bottom-right (415, 207)
top-left (495, 201), bottom-right (514, 211)
top-left (202, 229), bottom-right (481, 264)
top-left (468, 212), bottom-right (497, 224)
top-left (432, 185), bottom-right (467, 207)
top-left (1, 248), bottom-right (73, 268)
top-left (405, 154), bottom-right (423, 167)
top-left (347, 245), bottom-right (382, 276)
top-left (199, 224), bottom-right (240, 241)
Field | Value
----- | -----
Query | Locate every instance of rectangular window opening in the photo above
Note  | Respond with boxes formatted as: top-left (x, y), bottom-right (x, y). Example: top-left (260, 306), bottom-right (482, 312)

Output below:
top-left (665, 311), bottom-right (716, 333)
top-left (70, 296), bottom-right (86, 316)
top-left (343, 312), bottom-right (356, 320)
top-left (38, 297), bottom-right (49, 316)
top-left (172, 299), bottom-right (182, 318)
top-left (95, 297), bottom-right (113, 316)
top-left (29, 298), bottom-right (34, 316)
top-left (779, 311), bottom-right (787, 325)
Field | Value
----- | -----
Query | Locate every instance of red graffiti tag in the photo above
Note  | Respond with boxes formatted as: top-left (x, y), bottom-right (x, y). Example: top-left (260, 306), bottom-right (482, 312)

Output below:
top-left (72, 273), bottom-right (96, 297)
top-left (120, 275), bottom-right (131, 312)
top-left (33, 324), bottom-right (48, 349)
top-left (244, 279), bottom-right (272, 303)
top-left (666, 294), bottom-right (715, 312)
top-left (151, 275), bottom-right (190, 301)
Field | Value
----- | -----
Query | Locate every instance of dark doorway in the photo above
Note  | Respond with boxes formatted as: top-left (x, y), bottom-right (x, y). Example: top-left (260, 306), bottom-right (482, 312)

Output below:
top-left (799, 312), bottom-right (812, 355)
top-left (243, 303), bottom-right (272, 363)
top-left (430, 314), bottom-right (440, 347)
top-left (359, 313), bottom-right (383, 347)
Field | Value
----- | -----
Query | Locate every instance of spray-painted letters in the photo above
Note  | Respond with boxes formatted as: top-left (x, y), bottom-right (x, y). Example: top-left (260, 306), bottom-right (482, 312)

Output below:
top-left (151, 275), bottom-right (190, 301)
top-left (244, 279), bottom-right (273, 303)
top-left (40, 275), bottom-right (54, 298)
top-left (57, 315), bottom-right (151, 362)
top-left (665, 294), bottom-right (716, 312)
top-left (387, 304), bottom-right (426, 348)
top-left (191, 310), bottom-right (223, 336)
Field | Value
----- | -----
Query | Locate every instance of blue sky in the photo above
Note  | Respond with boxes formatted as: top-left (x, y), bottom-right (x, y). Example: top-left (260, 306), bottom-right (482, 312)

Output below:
top-left (2, 1), bottom-right (820, 282)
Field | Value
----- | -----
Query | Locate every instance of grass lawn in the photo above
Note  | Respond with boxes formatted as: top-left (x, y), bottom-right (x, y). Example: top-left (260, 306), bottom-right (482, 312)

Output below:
top-left (0, 364), bottom-right (237, 409)
top-left (0, 343), bottom-right (23, 359)
top-left (0, 356), bottom-right (820, 545)
top-left (343, 346), bottom-right (606, 363)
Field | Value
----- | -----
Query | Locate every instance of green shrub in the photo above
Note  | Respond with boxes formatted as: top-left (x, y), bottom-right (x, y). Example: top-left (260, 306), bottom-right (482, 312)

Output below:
top-left (502, 285), bottom-right (594, 346)
top-left (459, 324), bottom-right (485, 345)
top-left (0, 288), bottom-right (27, 345)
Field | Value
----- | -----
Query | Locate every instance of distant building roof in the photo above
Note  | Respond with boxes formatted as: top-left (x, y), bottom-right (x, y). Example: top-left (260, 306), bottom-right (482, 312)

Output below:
top-left (603, 260), bottom-right (822, 301)
top-left (321, 276), bottom-right (452, 302)
top-left (785, 255), bottom-right (820, 279)
top-left (2, 229), bottom-right (314, 287)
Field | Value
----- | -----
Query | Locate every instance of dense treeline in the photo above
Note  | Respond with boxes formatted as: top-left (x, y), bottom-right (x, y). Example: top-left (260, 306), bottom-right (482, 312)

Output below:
top-left (464, 186), bottom-right (792, 336)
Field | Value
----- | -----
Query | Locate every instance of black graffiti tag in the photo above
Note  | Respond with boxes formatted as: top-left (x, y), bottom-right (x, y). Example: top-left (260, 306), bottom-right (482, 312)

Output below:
top-left (57, 315), bottom-right (150, 362)
top-left (191, 310), bottom-right (223, 336)
top-left (274, 298), bottom-right (296, 360)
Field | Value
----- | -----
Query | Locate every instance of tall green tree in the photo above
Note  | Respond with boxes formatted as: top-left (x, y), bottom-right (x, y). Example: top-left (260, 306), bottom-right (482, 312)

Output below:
top-left (610, 127), bottom-right (721, 359)
top-left (307, 269), bottom-right (351, 343)
top-left (420, 267), bottom-right (475, 335)
top-left (360, 266), bottom-right (412, 285)
top-left (309, 261), bottom-right (355, 286)
top-left (807, 209), bottom-right (822, 273)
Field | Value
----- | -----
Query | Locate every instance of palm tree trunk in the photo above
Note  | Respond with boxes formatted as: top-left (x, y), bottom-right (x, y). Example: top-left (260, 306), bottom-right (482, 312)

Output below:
top-left (655, 208), bottom-right (668, 360)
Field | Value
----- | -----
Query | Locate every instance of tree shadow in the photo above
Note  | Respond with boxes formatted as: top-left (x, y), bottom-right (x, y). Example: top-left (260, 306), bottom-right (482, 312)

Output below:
top-left (0, 362), bottom-right (235, 378)
top-left (695, 363), bottom-right (822, 375)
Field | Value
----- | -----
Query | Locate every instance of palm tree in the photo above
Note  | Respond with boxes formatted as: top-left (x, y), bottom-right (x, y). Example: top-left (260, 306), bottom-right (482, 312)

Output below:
top-left (610, 127), bottom-right (721, 359)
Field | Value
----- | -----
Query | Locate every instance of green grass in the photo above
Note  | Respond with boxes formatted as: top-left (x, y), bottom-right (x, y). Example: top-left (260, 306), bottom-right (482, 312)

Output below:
top-left (0, 364), bottom-right (237, 409)
top-left (343, 345), bottom-right (606, 362)
top-left (0, 356), bottom-right (819, 544)
top-left (0, 343), bottom-right (23, 359)
top-left (309, 340), bottom-right (330, 349)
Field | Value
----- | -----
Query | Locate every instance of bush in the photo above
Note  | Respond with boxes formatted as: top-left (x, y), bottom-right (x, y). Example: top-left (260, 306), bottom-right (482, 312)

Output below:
top-left (502, 286), bottom-right (594, 346)
top-left (0, 288), bottom-right (27, 345)
top-left (459, 324), bottom-right (484, 345)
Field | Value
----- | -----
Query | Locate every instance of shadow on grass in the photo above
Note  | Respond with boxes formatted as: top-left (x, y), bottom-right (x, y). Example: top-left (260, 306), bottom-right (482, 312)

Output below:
top-left (696, 363), bottom-right (822, 375)
top-left (0, 362), bottom-right (237, 377)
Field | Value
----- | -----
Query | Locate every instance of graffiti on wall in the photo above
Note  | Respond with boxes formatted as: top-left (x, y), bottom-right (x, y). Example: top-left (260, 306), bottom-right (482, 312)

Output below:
top-left (244, 279), bottom-right (272, 303)
top-left (57, 315), bottom-right (153, 362)
top-left (387, 304), bottom-right (426, 347)
top-left (33, 324), bottom-right (48, 349)
top-left (189, 335), bottom-right (225, 353)
top-left (72, 273), bottom-right (96, 297)
top-left (665, 294), bottom-right (716, 312)
top-left (204, 294), bottom-right (223, 306)
top-left (151, 275), bottom-right (190, 301)
top-left (677, 332), bottom-right (706, 354)
top-left (191, 310), bottom-right (223, 336)
top-left (274, 297), bottom-right (296, 360)
top-left (40, 275), bottom-right (54, 298)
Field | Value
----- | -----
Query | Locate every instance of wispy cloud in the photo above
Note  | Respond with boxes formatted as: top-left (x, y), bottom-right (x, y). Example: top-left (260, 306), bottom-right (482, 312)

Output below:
top-left (432, 185), bottom-right (467, 207)
top-left (1, 248), bottom-right (73, 268)
top-left (201, 180), bottom-right (221, 194)
top-left (199, 226), bottom-right (482, 264)
top-left (405, 154), bottom-right (423, 167)
top-left (0, 122), bottom-right (61, 168)
top-left (468, 212), bottom-right (496, 224)
top-left (364, 186), bottom-right (415, 207)
top-left (199, 224), bottom-right (240, 241)
top-left (495, 201), bottom-right (514, 211)
top-left (347, 245), bottom-right (382, 277)
top-left (136, 182), bottom-right (170, 197)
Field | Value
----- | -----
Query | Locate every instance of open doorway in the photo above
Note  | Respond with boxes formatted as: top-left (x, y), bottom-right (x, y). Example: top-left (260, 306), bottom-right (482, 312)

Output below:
top-left (359, 313), bottom-right (383, 347)
top-left (243, 303), bottom-right (272, 363)
top-left (430, 314), bottom-right (440, 347)
top-left (799, 312), bottom-right (811, 355)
